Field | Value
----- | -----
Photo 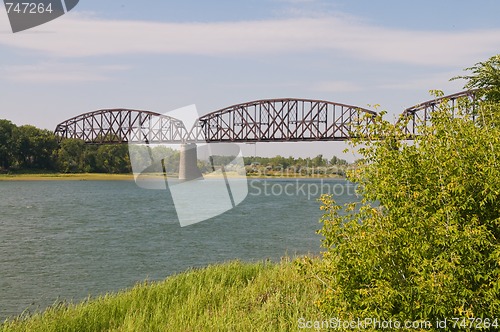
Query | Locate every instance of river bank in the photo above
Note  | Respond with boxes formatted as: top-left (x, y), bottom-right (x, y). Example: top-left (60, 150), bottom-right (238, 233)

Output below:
top-left (0, 259), bottom-right (323, 331)
top-left (0, 172), bottom-right (344, 181)
top-left (0, 173), bottom-right (135, 181)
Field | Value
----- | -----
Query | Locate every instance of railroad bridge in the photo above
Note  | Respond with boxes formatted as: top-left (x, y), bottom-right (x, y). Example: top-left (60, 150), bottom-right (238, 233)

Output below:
top-left (54, 90), bottom-right (481, 179)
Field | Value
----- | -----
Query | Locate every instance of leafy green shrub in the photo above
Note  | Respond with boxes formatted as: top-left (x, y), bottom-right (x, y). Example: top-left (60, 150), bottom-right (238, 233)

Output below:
top-left (302, 58), bottom-right (500, 329)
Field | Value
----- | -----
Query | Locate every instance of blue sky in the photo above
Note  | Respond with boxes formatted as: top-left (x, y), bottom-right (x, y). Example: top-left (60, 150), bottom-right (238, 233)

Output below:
top-left (1, 0), bottom-right (499, 160)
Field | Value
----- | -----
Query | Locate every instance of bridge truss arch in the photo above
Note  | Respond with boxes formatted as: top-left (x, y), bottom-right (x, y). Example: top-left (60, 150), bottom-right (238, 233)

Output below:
top-left (400, 90), bottom-right (481, 136)
top-left (191, 98), bottom-right (377, 143)
top-left (54, 109), bottom-right (188, 144)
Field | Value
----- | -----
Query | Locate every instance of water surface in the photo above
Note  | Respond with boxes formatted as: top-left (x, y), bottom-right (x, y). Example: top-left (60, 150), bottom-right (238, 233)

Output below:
top-left (0, 178), bottom-right (355, 320)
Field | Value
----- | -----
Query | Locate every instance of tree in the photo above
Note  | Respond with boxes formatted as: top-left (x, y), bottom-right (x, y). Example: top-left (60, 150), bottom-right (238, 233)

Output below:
top-left (0, 119), bottom-right (16, 170)
top-left (330, 155), bottom-right (348, 166)
top-left (300, 58), bottom-right (500, 326)
top-left (312, 154), bottom-right (325, 167)
top-left (453, 54), bottom-right (500, 102)
top-left (56, 138), bottom-right (86, 172)
top-left (95, 145), bottom-right (131, 173)
top-left (82, 145), bottom-right (99, 173)
top-left (13, 125), bottom-right (58, 169)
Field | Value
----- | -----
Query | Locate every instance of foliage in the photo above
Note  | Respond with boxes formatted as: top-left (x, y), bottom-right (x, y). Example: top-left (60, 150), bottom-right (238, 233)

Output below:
top-left (1, 120), bottom-right (349, 176)
top-left (1, 260), bottom-right (323, 332)
top-left (128, 144), bottom-right (180, 174)
top-left (302, 87), bottom-right (500, 326)
top-left (0, 122), bottom-right (135, 174)
top-left (243, 154), bottom-right (348, 168)
top-left (56, 138), bottom-right (87, 173)
top-left (0, 120), bottom-right (16, 170)
top-left (0, 124), bottom-right (59, 170)
top-left (453, 54), bottom-right (500, 102)
top-left (243, 154), bottom-right (349, 177)
top-left (95, 145), bottom-right (131, 174)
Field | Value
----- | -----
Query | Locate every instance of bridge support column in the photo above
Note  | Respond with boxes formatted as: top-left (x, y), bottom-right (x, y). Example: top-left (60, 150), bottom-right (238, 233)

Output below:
top-left (178, 143), bottom-right (203, 181)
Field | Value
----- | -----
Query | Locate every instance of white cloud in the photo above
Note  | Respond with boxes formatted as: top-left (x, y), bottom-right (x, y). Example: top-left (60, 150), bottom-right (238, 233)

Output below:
top-left (1, 62), bottom-right (129, 82)
top-left (0, 11), bottom-right (498, 66)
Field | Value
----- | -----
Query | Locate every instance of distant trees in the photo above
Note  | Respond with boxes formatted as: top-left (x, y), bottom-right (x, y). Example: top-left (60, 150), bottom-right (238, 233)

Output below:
top-left (329, 155), bottom-right (348, 166)
top-left (0, 120), bottom-right (351, 174)
top-left (242, 154), bottom-right (350, 177)
top-left (0, 120), bottom-right (16, 170)
top-left (57, 143), bottom-right (132, 174)
top-left (55, 138), bottom-right (86, 172)
top-left (0, 122), bottom-right (132, 173)
top-left (94, 145), bottom-right (131, 174)
top-left (0, 122), bottom-right (58, 171)
top-left (243, 154), bottom-right (349, 169)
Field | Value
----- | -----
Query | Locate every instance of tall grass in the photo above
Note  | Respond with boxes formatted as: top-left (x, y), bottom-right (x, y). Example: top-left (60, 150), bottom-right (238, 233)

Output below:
top-left (1, 259), bottom-right (323, 331)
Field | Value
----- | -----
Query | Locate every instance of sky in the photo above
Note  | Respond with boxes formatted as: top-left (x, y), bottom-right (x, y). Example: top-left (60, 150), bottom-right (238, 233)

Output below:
top-left (1, 0), bottom-right (499, 161)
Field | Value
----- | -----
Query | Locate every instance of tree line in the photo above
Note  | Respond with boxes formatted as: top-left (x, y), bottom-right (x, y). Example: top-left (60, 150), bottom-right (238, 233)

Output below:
top-left (0, 120), bottom-right (350, 174)
top-left (0, 121), bottom-right (131, 173)
top-left (243, 154), bottom-right (348, 169)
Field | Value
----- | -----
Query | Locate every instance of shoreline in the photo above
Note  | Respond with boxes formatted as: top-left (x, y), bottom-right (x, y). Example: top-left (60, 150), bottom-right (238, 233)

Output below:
top-left (0, 173), bottom-right (135, 181)
top-left (0, 259), bottom-right (322, 331)
top-left (0, 173), bottom-right (346, 181)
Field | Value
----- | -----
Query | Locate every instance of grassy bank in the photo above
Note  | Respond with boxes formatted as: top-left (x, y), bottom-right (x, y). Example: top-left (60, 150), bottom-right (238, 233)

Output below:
top-left (1, 260), bottom-right (323, 332)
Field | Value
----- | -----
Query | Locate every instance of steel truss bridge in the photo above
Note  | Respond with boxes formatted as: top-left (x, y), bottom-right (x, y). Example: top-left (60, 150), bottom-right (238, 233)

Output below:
top-left (54, 90), bottom-right (481, 144)
top-left (399, 89), bottom-right (480, 136)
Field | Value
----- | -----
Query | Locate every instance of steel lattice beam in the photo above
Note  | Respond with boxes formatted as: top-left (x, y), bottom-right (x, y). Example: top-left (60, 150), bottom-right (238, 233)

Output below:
top-left (187, 98), bottom-right (377, 143)
top-left (55, 92), bottom-right (480, 145)
top-left (54, 109), bottom-right (188, 144)
top-left (399, 90), bottom-right (481, 136)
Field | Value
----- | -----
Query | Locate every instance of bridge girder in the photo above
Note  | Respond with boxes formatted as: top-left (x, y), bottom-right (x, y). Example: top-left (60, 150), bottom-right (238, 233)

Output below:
top-left (189, 98), bottom-right (377, 143)
top-left (54, 109), bottom-right (188, 144)
top-left (400, 90), bottom-right (481, 136)
top-left (54, 91), bottom-right (481, 145)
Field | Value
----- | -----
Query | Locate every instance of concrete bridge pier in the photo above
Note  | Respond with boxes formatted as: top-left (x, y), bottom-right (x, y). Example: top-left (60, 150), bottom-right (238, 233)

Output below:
top-left (178, 143), bottom-right (203, 181)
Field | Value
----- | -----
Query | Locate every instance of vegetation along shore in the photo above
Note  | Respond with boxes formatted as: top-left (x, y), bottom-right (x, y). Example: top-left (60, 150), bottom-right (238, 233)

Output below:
top-left (1, 56), bottom-right (499, 331)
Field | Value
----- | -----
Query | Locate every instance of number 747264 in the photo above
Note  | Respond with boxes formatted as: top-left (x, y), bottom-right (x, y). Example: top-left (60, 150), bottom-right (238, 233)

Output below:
top-left (5, 2), bottom-right (54, 14)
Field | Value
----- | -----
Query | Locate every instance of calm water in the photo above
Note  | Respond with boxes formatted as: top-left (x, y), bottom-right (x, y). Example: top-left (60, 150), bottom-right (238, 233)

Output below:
top-left (0, 178), bottom-right (355, 320)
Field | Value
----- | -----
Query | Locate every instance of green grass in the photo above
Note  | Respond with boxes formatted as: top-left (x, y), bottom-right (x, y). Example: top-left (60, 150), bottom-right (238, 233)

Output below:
top-left (1, 260), bottom-right (324, 332)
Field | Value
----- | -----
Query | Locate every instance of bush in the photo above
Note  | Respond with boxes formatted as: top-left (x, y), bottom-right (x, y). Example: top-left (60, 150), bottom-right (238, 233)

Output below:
top-left (301, 62), bottom-right (500, 328)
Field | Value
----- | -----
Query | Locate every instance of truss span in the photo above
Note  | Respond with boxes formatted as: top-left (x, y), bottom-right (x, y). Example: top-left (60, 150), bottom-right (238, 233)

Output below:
top-left (190, 98), bottom-right (377, 142)
top-left (54, 109), bottom-right (188, 144)
top-left (400, 90), bottom-right (481, 136)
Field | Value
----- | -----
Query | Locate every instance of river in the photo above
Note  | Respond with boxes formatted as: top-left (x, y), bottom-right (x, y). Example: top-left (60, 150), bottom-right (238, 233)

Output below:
top-left (0, 178), bottom-right (356, 320)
